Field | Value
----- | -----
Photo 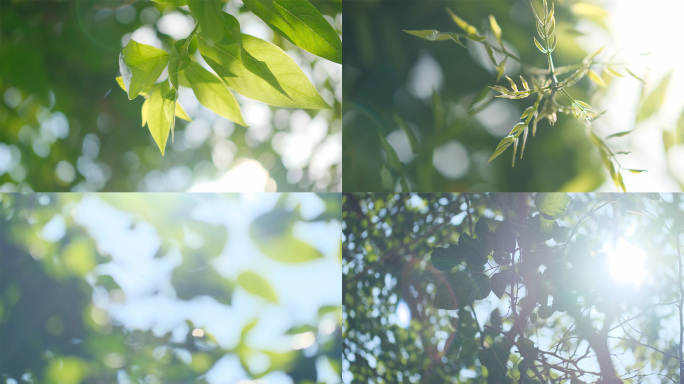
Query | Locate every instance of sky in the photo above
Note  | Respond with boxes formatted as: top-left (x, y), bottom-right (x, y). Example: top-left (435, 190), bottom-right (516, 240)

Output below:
top-left (40, 193), bottom-right (342, 384)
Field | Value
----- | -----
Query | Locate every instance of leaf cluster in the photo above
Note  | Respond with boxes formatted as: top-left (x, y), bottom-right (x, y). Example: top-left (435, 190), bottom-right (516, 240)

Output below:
top-left (119, 0), bottom-right (340, 155)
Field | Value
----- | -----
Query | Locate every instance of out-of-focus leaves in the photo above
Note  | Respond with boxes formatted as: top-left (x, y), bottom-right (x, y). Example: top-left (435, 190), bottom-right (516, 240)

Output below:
top-left (237, 270), bottom-right (279, 303)
top-left (637, 71), bottom-right (672, 122)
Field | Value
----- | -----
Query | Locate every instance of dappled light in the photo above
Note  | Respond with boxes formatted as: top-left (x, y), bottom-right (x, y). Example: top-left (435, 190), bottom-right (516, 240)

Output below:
top-left (0, 193), bottom-right (342, 383)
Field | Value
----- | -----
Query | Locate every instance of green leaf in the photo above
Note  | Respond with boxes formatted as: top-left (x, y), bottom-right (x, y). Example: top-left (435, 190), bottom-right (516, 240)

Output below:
top-left (533, 37), bottom-right (546, 53)
top-left (242, 0), bottom-right (342, 64)
top-left (490, 269), bottom-right (511, 299)
top-left (145, 82), bottom-right (174, 155)
top-left (151, 0), bottom-right (188, 5)
top-left (489, 14), bottom-right (502, 46)
top-left (188, 0), bottom-right (225, 43)
top-left (199, 20), bottom-right (329, 109)
top-left (627, 169), bottom-right (647, 174)
top-left (183, 62), bottom-right (247, 126)
top-left (119, 39), bottom-right (169, 100)
top-left (606, 130), bottom-right (632, 139)
top-left (431, 246), bottom-right (461, 271)
top-left (378, 132), bottom-right (402, 171)
top-left (538, 305), bottom-right (554, 319)
top-left (534, 193), bottom-right (571, 220)
top-left (489, 136), bottom-right (514, 162)
top-left (403, 29), bottom-right (466, 48)
top-left (168, 40), bottom-right (191, 90)
top-left (446, 7), bottom-right (486, 41)
top-left (237, 270), bottom-right (278, 303)
top-left (626, 68), bottom-right (645, 83)
top-left (285, 324), bottom-right (317, 335)
top-left (175, 102), bottom-right (192, 122)
top-left (587, 69), bottom-right (607, 87)
top-left (394, 114), bottom-right (419, 153)
top-left (637, 71), bottom-right (672, 122)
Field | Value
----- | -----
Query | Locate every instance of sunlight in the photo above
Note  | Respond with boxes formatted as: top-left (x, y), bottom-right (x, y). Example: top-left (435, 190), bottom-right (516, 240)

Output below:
top-left (605, 239), bottom-right (646, 284)
top-left (396, 300), bottom-right (411, 328)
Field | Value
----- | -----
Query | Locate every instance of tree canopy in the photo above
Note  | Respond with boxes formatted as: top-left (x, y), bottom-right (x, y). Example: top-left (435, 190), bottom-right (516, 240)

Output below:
top-left (0, 193), bottom-right (342, 383)
top-left (0, 0), bottom-right (341, 192)
top-left (343, 193), bottom-right (683, 383)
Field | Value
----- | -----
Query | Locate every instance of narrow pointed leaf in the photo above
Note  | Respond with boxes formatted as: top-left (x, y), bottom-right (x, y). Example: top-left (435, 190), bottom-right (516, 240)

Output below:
top-left (237, 271), bottom-right (278, 303)
top-left (489, 136), bottom-right (514, 162)
top-left (533, 37), bottom-right (546, 53)
top-left (489, 14), bottom-right (502, 46)
top-left (243, 0), bottom-right (342, 63)
top-left (606, 130), bottom-right (632, 139)
top-left (446, 7), bottom-right (485, 41)
top-left (183, 61), bottom-right (247, 126)
top-left (378, 132), bottom-right (402, 171)
top-left (637, 71), bottom-right (672, 122)
top-left (394, 114), bottom-right (419, 153)
top-left (175, 102), bottom-right (191, 122)
top-left (587, 69), bottom-right (607, 87)
top-left (403, 30), bottom-right (466, 47)
top-left (119, 40), bottom-right (169, 100)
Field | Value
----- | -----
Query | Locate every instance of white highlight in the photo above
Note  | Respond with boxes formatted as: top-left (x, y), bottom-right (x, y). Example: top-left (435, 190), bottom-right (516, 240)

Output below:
top-left (396, 300), bottom-right (411, 328)
top-left (606, 239), bottom-right (646, 284)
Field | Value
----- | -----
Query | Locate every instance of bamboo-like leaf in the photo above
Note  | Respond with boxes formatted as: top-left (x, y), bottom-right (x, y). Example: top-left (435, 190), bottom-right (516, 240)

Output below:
top-left (520, 76), bottom-right (530, 91)
top-left (489, 136), bottom-right (514, 162)
top-left (606, 66), bottom-right (624, 77)
top-left (489, 14), bottom-right (502, 46)
top-left (486, 45), bottom-right (498, 66)
top-left (521, 106), bottom-right (535, 119)
top-left (533, 37), bottom-right (546, 53)
top-left (637, 71), bottom-right (672, 122)
top-left (403, 30), bottom-right (467, 47)
top-left (505, 76), bottom-right (518, 92)
top-left (588, 69), bottom-right (607, 87)
top-left (626, 68), bottom-right (645, 83)
top-left (606, 130), bottom-right (632, 139)
top-left (560, 66), bottom-right (588, 88)
top-left (446, 7), bottom-right (486, 41)
top-left (378, 132), bottom-right (402, 171)
top-left (496, 59), bottom-right (506, 81)
top-left (627, 169), bottom-right (647, 174)
top-left (394, 114), bottom-right (419, 153)
top-left (511, 122), bottom-right (526, 135)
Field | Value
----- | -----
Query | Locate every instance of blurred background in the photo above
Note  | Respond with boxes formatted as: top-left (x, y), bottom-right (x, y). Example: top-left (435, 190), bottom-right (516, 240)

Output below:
top-left (342, 0), bottom-right (684, 192)
top-left (0, 193), bottom-right (342, 383)
top-left (0, 0), bottom-right (342, 192)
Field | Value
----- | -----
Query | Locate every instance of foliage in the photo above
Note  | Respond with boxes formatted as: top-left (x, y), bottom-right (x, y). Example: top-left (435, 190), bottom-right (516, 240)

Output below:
top-left (342, 0), bottom-right (654, 192)
top-left (118, 0), bottom-right (339, 155)
top-left (0, 193), bottom-right (342, 383)
top-left (406, 0), bottom-right (646, 191)
top-left (0, 0), bottom-right (341, 192)
top-left (343, 193), bottom-right (684, 383)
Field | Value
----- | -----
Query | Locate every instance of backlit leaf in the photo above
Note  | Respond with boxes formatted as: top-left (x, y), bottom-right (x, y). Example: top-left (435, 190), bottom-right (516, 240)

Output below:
top-left (534, 193), bottom-right (570, 219)
top-left (188, 0), bottom-right (225, 43)
top-left (489, 14), bottom-right (502, 46)
top-left (237, 271), bottom-right (278, 303)
top-left (637, 71), bottom-right (672, 122)
top-left (119, 39), bottom-right (169, 100)
top-left (199, 19), bottom-right (329, 109)
top-left (446, 7), bottom-right (486, 41)
top-left (145, 83), bottom-right (173, 155)
top-left (394, 114), bottom-right (419, 153)
top-left (243, 0), bottom-right (342, 63)
top-left (183, 62), bottom-right (247, 126)
top-left (403, 29), bottom-right (466, 48)
top-left (587, 69), bottom-right (607, 87)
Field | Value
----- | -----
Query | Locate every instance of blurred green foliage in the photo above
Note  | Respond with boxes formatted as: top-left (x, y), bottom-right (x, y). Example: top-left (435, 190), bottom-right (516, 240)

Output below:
top-left (342, 0), bottom-right (624, 192)
top-left (0, 193), bottom-right (342, 383)
top-left (343, 193), bottom-right (683, 383)
top-left (0, 0), bottom-right (342, 192)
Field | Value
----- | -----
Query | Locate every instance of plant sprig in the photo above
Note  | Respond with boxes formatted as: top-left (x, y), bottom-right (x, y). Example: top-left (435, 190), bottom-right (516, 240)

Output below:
top-left (404, 0), bottom-right (644, 191)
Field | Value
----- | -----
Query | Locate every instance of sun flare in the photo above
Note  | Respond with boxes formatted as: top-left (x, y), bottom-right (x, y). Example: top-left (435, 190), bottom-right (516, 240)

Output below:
top-left (606, 239), bottom-right (646, 285)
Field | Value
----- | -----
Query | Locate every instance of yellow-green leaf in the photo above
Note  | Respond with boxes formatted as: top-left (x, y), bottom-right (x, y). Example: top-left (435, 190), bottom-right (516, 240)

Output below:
top-left (236, 270), bottom-right (278, 303)
top-left (403, 29), bottom-right (466, 47)
top-left (145, 83), bottom-right (173, 155)
top-left (637, 71), bottom-right (672, 122)
top-left (183, 61), bottom-right (247, 126)
top-left (242, 0), bottom-right (342, 63)
top-left (588, 69), bottom-right (607, 87)
top-left (446, 7), bottom-right (485, 41)
top-left (199, 19), bottom-right (329, 109)
top-left (188, 0), bottom-right (225, 43)
top-left (175, 102), bottom-right (191, 122)
top-left (119, 40), bottom-right (169, 100)
top-left (489, 14), bottom-right (502, 46)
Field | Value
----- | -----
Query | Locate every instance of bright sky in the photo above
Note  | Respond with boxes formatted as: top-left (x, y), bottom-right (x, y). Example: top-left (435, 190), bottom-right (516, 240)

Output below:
top-left (584, 0), bottom-right (684, 191)
top-left (41, 193), bottom-right (341, 384)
